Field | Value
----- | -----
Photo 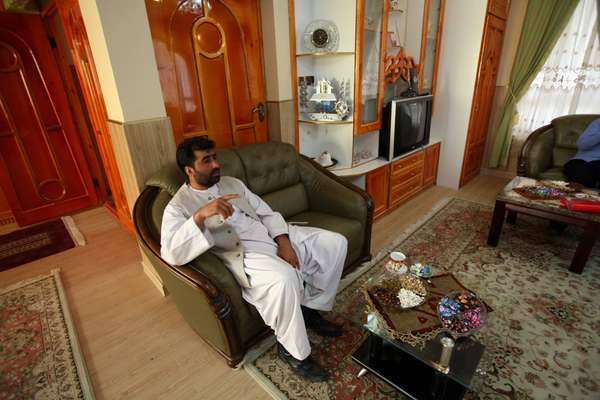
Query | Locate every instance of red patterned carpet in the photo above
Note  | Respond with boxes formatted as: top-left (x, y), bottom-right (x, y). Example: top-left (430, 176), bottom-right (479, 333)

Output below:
top-left (247, 198), bottom-right (600, 400)
top-left (0, 219), bottom-right (76, 272)
top-left (0, 270), bottom-right (94, 399)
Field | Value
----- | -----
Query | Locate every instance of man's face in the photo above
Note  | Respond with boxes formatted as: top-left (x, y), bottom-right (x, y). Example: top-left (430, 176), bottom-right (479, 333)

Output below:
top-left (186, 149), bottom-right (221, 188)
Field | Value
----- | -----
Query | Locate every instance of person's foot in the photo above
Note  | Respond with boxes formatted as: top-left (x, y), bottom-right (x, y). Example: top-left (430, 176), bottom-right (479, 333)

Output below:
top-left (301, 306), bottom-right (343, 337)
top-left (277, 343), bottom-right (329, 382)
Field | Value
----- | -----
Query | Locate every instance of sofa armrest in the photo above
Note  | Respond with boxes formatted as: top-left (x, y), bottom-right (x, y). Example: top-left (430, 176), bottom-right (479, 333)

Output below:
top-left (298, 156), bottom-right (373, 262)
top-left (298, 156), bottom-right (373, 223)
top-left (518, 125), bottom-right (555, 178)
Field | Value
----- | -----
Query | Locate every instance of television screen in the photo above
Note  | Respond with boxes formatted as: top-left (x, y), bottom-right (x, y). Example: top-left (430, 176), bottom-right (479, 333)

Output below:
top-left (379, 95), bottom-right (432, 160)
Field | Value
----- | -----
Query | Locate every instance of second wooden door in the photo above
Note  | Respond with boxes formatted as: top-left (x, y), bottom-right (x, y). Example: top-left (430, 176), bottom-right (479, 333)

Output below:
top-left (0, 13), bottom-right (98, 226)
top-left (145, 0), bottom-right (268, 147)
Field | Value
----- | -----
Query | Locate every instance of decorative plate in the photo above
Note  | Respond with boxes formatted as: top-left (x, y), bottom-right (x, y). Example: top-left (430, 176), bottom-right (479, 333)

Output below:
top-left (303, 20), bottom-right (339, 53)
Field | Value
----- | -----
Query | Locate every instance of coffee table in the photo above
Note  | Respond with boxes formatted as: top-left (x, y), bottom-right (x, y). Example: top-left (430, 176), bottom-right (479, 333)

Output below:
top-left (352, 271), bottom-right (489, 399)
top-left (352, 313), bottom-right (487, 400)
top-left (487, 176), bottom-right (600, 274)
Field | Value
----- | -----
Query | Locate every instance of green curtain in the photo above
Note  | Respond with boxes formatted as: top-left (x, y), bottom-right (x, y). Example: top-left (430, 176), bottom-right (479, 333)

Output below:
top-left (488, 0), bottom-right (579, 168)
top-left (597, 0), bottom-right (600, 36)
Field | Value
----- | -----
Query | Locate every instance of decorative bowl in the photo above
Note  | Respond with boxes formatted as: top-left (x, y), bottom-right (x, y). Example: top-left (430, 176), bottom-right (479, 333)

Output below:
top-left (385, 251), bottom-right (408, 274)
top-left (437, 291), bottom-right (487, 338)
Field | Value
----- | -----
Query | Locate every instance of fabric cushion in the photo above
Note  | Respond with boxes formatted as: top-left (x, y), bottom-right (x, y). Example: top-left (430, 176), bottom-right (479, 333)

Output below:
top-left (235, 142), bottom-right (300, 196)
top-left (261, 183), bottom-right (309, 219)
top-left (289, 211), bottom-right (364, 269)
top-left (538, 167), bottom-right (568, 182)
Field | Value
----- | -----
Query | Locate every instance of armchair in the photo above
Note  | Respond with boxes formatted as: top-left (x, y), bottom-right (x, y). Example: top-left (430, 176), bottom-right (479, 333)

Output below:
top-left (518, 114), bottom-right (600, 180)
top-left (133, 141), bottom-right (373, 366)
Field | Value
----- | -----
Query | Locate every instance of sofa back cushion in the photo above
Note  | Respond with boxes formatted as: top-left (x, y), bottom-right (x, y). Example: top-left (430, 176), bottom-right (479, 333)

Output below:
top-left (235, 142), bottom-right (301, 195)
top-left (552, 114), bottom-right (600, 167)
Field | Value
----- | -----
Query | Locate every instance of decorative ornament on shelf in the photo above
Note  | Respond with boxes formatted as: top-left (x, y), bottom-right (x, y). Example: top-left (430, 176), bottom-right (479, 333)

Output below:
top-left (303, 20), bottom-right (340, 53)
top-left (309, 78), bottom-right (339, 121)
top-left (384, 47), bottom-right (418, 86)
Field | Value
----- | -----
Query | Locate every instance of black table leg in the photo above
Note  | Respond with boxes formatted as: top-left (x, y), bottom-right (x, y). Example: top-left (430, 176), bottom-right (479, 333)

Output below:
top-left (487, 200), bottom-right (506, 246)
top-left (570, 221), bottom-right (599, 274)
top-left (506, 210), bottom-right (517, 224)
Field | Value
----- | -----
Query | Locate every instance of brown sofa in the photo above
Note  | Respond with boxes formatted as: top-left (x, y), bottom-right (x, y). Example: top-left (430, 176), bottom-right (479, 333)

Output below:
top-left (133, 141), bottom-right (373, 366)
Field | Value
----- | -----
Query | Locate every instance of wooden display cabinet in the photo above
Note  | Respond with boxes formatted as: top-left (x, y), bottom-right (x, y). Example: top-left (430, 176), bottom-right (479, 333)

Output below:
top-left (366, 142), bottom-right (440, 220)
top-left (423, 142), bottom-right (441, 187)
top-left (366, 164), bottom-right (389, 219)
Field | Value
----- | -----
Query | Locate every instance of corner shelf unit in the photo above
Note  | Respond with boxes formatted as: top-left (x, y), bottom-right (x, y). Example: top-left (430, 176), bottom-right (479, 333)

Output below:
top-left (290, 0), bottom-right (388, 170)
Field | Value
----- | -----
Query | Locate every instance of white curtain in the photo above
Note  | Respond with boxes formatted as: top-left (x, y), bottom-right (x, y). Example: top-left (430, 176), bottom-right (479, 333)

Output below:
top-left (512, 0), bottom-right (600, 141)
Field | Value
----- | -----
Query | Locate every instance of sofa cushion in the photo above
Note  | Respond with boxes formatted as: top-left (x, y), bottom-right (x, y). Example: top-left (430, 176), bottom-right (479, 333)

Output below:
top-left (538, 167), bottom-right (568, 181)
top-left (145, 148), bottom-right (245, 195)
top-left (146, 164), bottom-right (186, 196)
top-left (552, 115), bottom-right (599, 150)
top-left (552, 147), bottom-right (577, 169)
top-left (235, 142), bottom-right (300, 195)
top-left (217, 148), bottom-right (247, 182)
top-left (262, 183), bottom-right (309, 219)
top-left (289, 211), bottom-right (364, 269)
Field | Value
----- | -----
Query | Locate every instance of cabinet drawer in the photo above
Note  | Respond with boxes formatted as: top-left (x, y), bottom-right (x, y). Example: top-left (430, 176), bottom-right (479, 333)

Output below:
top-left (390, 174), bottom-right (423, 205)
top-left (391, 163), bottom-right (422, 187)
top-left (391, 151), bottom-right (425, 174)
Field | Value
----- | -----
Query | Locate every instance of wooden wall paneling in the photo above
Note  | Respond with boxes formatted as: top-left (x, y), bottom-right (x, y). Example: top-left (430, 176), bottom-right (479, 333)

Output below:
top-left (56, 0), bottom-right (133, 232)
top-left (145, 0), bottom-right (267, 148)
top-left (366, 164), bottom-right (389, 219)
top-left (459, 13), bottom-right (506, 187)
top-left (0, 12), bottom-right (99, 226)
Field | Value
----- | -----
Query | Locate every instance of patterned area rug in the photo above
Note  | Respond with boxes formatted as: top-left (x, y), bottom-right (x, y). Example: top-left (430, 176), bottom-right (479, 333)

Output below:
top-left (0, 270), bottom-right (95, 399)
top-left (0, 217), bottom-right (85, 272)
top-left (246, 198), bottom-right (600, 400)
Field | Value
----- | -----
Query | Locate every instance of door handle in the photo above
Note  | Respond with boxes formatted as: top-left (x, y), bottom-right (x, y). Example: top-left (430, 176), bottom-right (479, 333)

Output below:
top-left (252, 102), bottom-right (266, 122)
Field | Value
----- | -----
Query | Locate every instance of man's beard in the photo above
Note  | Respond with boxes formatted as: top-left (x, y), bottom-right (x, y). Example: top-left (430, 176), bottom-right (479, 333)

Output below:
top-left (193, 169), bottom-right (220, 187)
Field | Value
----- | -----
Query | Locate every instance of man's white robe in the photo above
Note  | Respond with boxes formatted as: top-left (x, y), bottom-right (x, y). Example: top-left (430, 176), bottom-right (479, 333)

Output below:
top-left (160, 178), bottom-right (347, 360)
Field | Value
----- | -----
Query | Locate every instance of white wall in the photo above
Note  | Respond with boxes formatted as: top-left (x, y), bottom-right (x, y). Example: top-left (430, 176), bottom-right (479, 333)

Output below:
top-left (260, 0), bottom-right (293, 101)
top-left (79, 0), bottom-right (165, 122)
top-left (430, 0), bottom-right (487, 189)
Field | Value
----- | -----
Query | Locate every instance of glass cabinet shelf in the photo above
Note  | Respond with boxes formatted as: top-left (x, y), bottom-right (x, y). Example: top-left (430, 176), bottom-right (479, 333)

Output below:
top-left (298, 118), bottom-right (353, 125)
top-left (296, 51), bottom-right (355, 57)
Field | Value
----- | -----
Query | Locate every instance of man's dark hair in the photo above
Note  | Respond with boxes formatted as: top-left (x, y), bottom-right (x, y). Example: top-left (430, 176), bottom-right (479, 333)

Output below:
top-left (176, 135), bottom-right (215, 174)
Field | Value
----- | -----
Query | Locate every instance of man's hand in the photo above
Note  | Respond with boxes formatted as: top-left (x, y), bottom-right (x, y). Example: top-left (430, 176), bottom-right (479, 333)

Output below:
top-left (193, 194), bottom-right (239, 229)
top-left (275, 234), bottom-right (299, 269)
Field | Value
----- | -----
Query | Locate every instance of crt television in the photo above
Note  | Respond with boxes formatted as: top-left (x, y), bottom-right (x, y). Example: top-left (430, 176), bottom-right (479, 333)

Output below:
top-left (379, 95), bottom-right (433, 160)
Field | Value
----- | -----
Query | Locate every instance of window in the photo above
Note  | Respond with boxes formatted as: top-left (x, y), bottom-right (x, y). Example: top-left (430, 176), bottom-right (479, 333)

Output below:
top-left (512, 0), bottom-right (599, 141)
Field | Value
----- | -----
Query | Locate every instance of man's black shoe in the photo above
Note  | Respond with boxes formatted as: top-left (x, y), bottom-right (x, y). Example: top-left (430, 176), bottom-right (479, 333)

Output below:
top-left (301, 306), bottom-right (343, 337)
top-left (277, 343), bottom-right (329, 382)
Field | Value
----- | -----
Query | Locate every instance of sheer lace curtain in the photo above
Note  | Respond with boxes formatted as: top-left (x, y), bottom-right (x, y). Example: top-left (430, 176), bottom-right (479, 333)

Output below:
top-left (512, 0), bottom-right (600, 141)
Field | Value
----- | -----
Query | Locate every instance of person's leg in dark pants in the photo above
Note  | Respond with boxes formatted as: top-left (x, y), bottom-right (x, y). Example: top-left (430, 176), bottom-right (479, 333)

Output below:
top-left (591, 161), bottom-right (600, 188)
top-left (564, 159), bottom-right (597, 188)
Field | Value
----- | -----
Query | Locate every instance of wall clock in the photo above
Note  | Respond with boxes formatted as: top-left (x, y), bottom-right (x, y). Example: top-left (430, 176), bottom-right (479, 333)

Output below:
top-left (303, 20), bottom-right (339, 53)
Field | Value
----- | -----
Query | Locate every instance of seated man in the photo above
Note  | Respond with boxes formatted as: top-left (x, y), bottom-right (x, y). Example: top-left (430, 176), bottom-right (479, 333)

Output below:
top-left (564, 118), bottom-right (600, 188)
top-left (160, 136), bottom-right (347, 382)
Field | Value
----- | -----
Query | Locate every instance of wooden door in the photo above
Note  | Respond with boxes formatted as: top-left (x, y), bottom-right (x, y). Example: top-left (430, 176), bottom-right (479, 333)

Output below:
top-left (145, 0), bottom-right (268, 148)
top-left (460, 13), bottom-right (506, 187)
top-left (56, 0), bottom-right (133, 231)
top-left (0, 13), bottom-right (98, 226)
top-left (366, 164), bottom-right (389, 219)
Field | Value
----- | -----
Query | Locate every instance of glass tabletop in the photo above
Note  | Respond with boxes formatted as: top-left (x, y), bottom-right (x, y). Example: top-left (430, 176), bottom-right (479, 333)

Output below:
top-left (364, 312), bottom-right (488, 391)
top-left (359, 268), bottom-right (490, 392)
